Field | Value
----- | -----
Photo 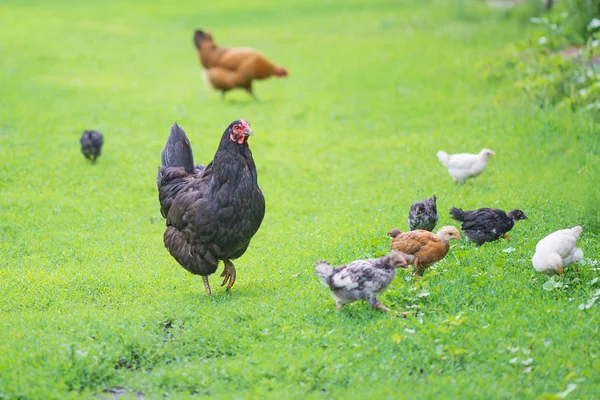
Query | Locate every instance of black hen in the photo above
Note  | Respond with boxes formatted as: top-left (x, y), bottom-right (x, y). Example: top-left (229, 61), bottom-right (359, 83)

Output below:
top-left (157, 120), bottom-right (265, 294)
top-left (449, 207), bottom-right (528, 246)
top-left (408, 195), bottom-right (438, 231)
top-left (80, 130), bottom-right (103, 163)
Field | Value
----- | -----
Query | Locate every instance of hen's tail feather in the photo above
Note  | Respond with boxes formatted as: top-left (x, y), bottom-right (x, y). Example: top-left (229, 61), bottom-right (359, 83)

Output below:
top-left (449, 207), bottom-right (465, 222)
top-left (275, 66), bottom-right (288, 77)
top-left (157, 124), bottom-right (198, 218)
top-left (162, 123), bottom-right (195, 174)
top-left (436, 151), bottom-right (449, 166)
top-left (314, 261), bottom-right (334, 285)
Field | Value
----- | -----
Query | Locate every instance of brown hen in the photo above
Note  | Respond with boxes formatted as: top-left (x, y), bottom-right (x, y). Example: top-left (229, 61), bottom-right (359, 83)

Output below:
top-left (388, 226), bottom-right (461, 278)
top-left (194, 30), bottom-right (288, 99)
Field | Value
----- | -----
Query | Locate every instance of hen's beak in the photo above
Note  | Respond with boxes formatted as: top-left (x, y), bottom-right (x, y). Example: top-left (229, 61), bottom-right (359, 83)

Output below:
top-left (244, 128), bottom-right (253, 136)
top-left (490, 151), bottom-right (496, 156)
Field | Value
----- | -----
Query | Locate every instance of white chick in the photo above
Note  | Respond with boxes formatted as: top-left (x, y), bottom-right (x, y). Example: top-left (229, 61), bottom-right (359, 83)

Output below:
top-left (532, 226), bottom-right (584, 276)
top-left (436, 148), bottom-right (495, 184)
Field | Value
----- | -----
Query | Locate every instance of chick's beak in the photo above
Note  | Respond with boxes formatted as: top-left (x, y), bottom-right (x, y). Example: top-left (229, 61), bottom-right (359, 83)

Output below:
top-left (490, 151), bottom-right (496, 156)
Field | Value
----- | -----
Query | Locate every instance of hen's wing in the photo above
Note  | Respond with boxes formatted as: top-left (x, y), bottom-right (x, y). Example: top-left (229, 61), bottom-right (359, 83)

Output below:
top-left (213, 48), bottom-right (262, 70)
top-left (161, 166), bottom-right (224, 273)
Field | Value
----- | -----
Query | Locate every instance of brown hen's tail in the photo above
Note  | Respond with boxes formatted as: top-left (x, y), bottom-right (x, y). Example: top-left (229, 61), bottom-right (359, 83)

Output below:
top-left (275, 67), bottom-right (288, 77)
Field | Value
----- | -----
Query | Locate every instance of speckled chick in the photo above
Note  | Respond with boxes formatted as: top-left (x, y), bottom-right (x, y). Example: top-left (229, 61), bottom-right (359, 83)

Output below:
top-left (408, 195), bottom-right (439, 232)
top-left (314, 251), bottom-right (408, 312)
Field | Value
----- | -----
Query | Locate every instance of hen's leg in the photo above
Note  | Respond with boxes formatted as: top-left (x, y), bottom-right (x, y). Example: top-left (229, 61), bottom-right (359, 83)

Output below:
top-left (202, 276), bottom-right (212, 295)
top-left (336, 301), bottom-right (344, 311)
top-left (244, 84), bottom-right (259, 101)
top-left (501, 234), bottom-right (511, 240)
top-left (220, 260), bottom-right (237, 290)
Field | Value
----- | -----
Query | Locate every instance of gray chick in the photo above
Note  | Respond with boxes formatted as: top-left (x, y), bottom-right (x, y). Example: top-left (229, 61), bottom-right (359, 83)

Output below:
top-left (80, 130), bottom-right (104, 163)
top-left (408, 195), bottom-right (438, 231)
top-left (314, 251), bottom-right (408, 312)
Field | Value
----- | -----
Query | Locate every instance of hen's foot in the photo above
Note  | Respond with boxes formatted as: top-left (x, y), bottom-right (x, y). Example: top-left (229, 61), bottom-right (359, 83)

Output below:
top-left (501, 234), bottom-right (511, 240)
top-left (202, 276), bottom-right (212, 295)
top-left (336, 302), bottom-right (344, 311)
top-left (220, 260), bottom-right (237, 290)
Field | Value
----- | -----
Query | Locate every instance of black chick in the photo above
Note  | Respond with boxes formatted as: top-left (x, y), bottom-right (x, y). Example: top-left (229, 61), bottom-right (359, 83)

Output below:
top-left (408, 195), bottom-right (439, 231)
top-left (80, 130), bottom-right (103, 163)
top-left (449, 207), bottom-right (528, 246)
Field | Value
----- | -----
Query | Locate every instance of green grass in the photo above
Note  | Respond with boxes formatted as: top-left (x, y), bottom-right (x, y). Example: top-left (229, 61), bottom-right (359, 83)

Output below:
top-left (1, 0), bottom-right (599, 398)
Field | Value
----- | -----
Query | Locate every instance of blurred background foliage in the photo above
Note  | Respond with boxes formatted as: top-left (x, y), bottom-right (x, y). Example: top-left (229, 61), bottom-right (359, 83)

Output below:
top-left (480, 0), bottom-right (600, 116)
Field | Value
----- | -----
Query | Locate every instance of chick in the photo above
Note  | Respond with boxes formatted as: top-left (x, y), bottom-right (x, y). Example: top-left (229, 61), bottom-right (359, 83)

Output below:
top-left (314, 251), bottom-right (408, 312)
top-left (388, 226), bottom-right (461, 278)
top-left (80, 130), bottom-right (104, 163)
top-left (450, 207), bottom-right (528, 246)
top-left (532, 226), bottom-right (583, 276)
top-left (436, 148), bottom-right (495, 184)
top-left (408, 195), bottom-right (439, 232)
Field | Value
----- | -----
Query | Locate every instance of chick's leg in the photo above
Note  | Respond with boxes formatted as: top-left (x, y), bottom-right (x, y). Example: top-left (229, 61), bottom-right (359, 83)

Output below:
top-left (375, 303), bottom-right (390, 312)
top-left (220, 260), bottom-right (237, 290)
top-left (413, 259), bottom-right (422, 279)
top-left (368, 294), bottom-right (390, 312)
top-left (202, 276), bottom-right (212, 295)
top-left (336, 301), bottom-right (344, 311)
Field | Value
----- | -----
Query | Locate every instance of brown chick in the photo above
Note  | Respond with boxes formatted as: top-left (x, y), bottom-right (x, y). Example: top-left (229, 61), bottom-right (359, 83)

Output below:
top-left (388, 226), bottom-right (461, 278)
top-left (193, 30), bottom-right (288, 99)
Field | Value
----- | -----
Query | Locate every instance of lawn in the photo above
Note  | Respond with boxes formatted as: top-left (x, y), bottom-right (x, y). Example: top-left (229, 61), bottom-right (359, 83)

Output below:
top-left (0, 0), bottom-right (599, 398)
